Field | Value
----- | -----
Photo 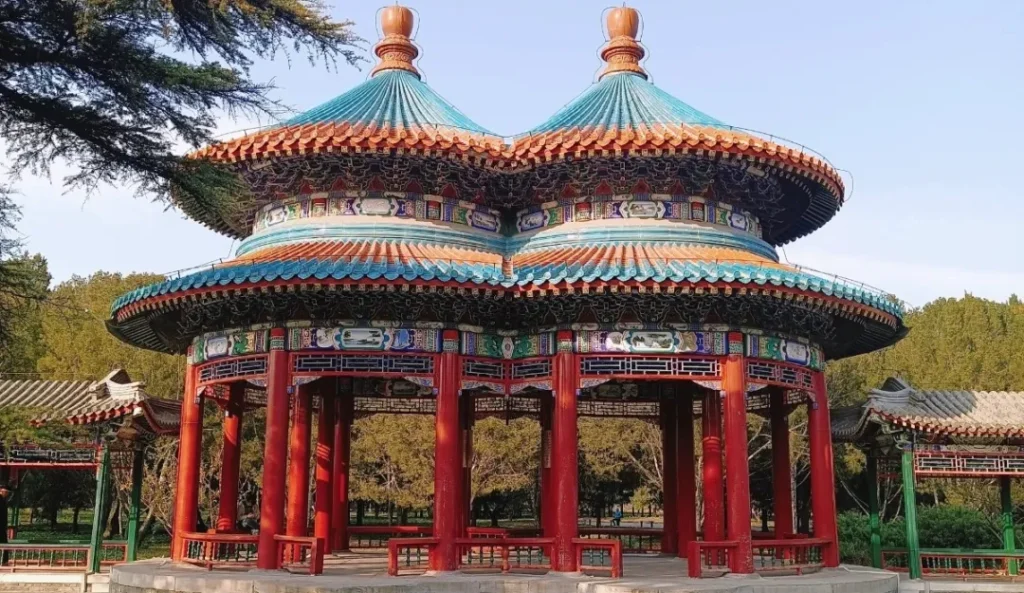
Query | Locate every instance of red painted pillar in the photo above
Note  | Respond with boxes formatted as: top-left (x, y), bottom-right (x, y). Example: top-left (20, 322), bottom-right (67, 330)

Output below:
top-left (314, 389), bottom-right (335, 548)
top-left (770, 389), bottom-right (794, 538)
top-left (257, 328), bottom-right (291, 569)
top-left (462, 394), bottom-right (474, 531)
top-left (432, 330), bottom-right (462, 571)
top-left (676, 390), bottom-right (696, 557)
top-left (701, 389), bottom-right (724, 542)
top-left (172, 355), bottom-right (202, 560)
top-left (332, 393), bottom-right (353, 552)
top-left (551, 332), bottom-right (579, 572)
top-left (539, 393), bottom-right (553, 535)
top-left (809, 371), bottom-right (840, 567)
top-left (285, 384), bottom-right (313, 538)
top-left (660, 394), bottom-right (678, 554)
top-left (216, 382), bottom-right (245, 532)
top-left (723, 355), bottom-right (753, 573)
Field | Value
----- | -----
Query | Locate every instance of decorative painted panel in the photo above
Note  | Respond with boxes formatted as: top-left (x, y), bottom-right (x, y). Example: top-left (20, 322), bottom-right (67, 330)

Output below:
top-left (746, 334), bottom-right (823, 370)
top-left (288, 326), bottom-right (441, 353)
top-left (575, 330), bottom-right (727, 356)
top-left (192, 328), bottom-right (269, 364)
top-left (252, 191), bottom-right (503, 234)
top-left (461, 332), bottom-right (555, 359)
top-left (515, 194), bottom-right (761, 238)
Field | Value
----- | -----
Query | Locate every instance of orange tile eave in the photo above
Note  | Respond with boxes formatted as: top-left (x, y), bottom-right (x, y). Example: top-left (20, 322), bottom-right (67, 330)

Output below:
top-left (185, 123), bottom-right (843, 199)
top-left (510, 124), bottom-right (844, 198)
top-left (229, 241), bottom-right (503, 267)
top-left (113, 276), bottom-right (899, 330)
top-left (189, 122), bottom-right (508, 163)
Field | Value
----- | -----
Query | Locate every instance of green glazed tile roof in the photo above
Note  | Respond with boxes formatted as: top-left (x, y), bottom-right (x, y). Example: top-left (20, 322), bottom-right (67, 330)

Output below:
top-left (284, 69), bottom-right (496, 136)
top-left (525, 72), bottom-right (726, 136)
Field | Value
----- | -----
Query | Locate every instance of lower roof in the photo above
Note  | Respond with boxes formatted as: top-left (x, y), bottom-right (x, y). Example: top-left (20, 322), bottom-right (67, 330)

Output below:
top-left (832, 377), bottom-right (1024, 444)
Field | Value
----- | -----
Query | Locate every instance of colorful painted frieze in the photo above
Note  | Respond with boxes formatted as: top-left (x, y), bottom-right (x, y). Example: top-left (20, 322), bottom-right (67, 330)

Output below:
top-left (461, 332), bottom-right (555, 359)
top-left (193, 328), bottom-right (269, 363)
top-left (515, 194), bottom-right (760, 237)
top-left (745, 334), bottom-right (823, 370)
top-left (575, 330), bottom-right (727, 355)
top-left (288, 326), bottom-right (441, 352)
top-left (252, 191), bottom-right (502, 234)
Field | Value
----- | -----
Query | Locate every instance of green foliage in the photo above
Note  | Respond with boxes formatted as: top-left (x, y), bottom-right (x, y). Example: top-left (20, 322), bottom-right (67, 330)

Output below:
top-left (0, 0), bottom-right (361, 211)
top-left (839, 507), bottom-right (1010, 565)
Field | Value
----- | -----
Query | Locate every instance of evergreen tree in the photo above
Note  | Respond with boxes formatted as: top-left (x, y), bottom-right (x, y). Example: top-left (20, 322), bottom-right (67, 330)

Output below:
top-left (0, 0), bottom-right (361, 211)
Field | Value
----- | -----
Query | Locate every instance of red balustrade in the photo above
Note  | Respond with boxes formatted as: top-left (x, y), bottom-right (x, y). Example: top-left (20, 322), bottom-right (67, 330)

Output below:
top-left (456, 537), bottom-right (554, 573)
top-left (466, 527), bottom-right (508, 539)
top-left (751, 538), bottom-right (830, 575)
top-left (578, 527), bottom-right (662, 554)
top-left (387, 537), bottom-right (438, 576)
top-left (179, 532), bottom-right (259, 570)
top-left (349, 525), bottom-right (432, 549)
top-left (274, 535), bottom-right (324, 575)
top-left (687, 540), bottom-right (739, 577)
top-left (573, 538), bottom-right (623, 578)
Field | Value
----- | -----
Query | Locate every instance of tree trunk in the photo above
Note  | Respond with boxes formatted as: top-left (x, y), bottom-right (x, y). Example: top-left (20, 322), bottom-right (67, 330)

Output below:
top-left (72, 507), bottom-right (81, 534)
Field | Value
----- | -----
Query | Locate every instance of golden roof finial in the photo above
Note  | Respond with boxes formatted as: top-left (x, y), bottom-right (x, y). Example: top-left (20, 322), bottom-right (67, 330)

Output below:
top-left (599, 6), bottom-right (647, 80)
top-left (371, 4), bottom-right (420, 78)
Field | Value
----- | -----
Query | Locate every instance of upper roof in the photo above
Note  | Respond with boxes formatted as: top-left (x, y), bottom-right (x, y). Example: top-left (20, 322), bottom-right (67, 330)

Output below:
top-left (832, 377), bottom-right (1024, 444)
top-left (194, 5), bottom-right (504, 165)
top-left (0, 369), bottom-right (180, 437)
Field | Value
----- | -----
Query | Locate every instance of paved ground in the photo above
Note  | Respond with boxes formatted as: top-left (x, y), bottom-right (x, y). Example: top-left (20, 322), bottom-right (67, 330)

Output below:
top-left (109, 553), bottom-right (901, 593)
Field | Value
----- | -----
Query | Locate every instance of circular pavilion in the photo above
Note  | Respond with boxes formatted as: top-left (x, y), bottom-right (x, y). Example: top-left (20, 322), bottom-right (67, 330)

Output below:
top-left (107, 5), bottom-right (906, 576)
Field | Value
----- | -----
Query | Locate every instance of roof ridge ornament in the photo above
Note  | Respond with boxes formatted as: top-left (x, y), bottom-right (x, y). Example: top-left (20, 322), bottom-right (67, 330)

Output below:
top-left (599, 6), bottom-right (647, 81)
top-left (370, 4), bottom-right (420, 79)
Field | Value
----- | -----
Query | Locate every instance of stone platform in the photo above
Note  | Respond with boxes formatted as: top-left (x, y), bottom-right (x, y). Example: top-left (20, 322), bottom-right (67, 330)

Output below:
top-left (110, 553), bottom-right (899, 593)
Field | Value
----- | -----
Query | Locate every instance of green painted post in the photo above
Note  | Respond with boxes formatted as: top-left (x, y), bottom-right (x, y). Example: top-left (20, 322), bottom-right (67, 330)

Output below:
top-left (126, 444), bottom-right (145, 562)
top-left (867, 452), bottom-right (882, 569)
top-left (89, 444), bottom-right (111, 573)
top-left (901, 447), bottom-right (922, 579)
top-left (1001, 476), bottom-right (1017, 575)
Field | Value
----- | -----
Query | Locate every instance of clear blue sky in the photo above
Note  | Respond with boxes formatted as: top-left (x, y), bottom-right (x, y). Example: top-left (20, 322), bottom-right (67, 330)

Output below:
top-left (10, 0), bottom-right (1023, 309)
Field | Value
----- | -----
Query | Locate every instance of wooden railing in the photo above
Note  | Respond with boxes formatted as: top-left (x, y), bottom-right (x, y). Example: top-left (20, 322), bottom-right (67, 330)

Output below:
top-left (883, 548), bottom-right (1024, 578)
top-left (687, 540), bottom-right (739, 577)
top-left (0, 541), bottom-right (128, 572)
top-left (350, 525), bottom-right (432, 549)
top-left (573, 538), bottom-right (623, 578)
top-left (456, 537), bottom-right (554, 573)
top-left (180, 532), bottom-right (259, 570)
top-left (466, 527), bottom-right (508, 539)
top-left (578, 527), bottom-right (661, 554)
top-left (274, 535), bottom-right (324, 575)
top-left (387, 537), bottom-right (438, 576)
top-left (752, 538), bottom-right (829, 575)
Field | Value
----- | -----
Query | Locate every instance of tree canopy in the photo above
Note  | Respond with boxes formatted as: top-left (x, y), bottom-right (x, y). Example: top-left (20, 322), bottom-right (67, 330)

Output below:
top-left (0, 0), bottom-right (361, 211)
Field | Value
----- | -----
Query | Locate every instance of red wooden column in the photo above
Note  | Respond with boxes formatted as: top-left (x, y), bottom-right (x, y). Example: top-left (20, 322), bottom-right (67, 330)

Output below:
top-left (257, 328), bottom-right (291, 569)
top-left (723, 355), bottom-right (753, 573)
top-left (809, 371), bottom-right (840, 567)
top-left (171, 354), bottom-right (202, 560)
top-left (539, 393), bottom-right (553, 535)
top-left (432, 330), bottom-right (462, 571)
top-left (314, 388), bottom-right (335, 548)
top-left (461, 393), bottom-right (474, 531)
top-left (332, 392), bottom-right (353, 551)
top-left (285, 384), bottom-right (313, 538)
top-left (770, 389), bottom-right (794, 538)
top-left (660, 394), bottom-right (678, 554)
top-left (551, 331), bottom-right (579, 572)
top-left (216, 382), bottom-right (245, 532)
top-left (701, 389), bottom-right (724, 542)
top-left (676, 390), bottom-right (697, 557)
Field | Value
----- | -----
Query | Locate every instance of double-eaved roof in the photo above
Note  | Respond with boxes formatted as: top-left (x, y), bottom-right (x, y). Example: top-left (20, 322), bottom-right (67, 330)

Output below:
top-left (0, 369), bottom-right (180, 437)
top-left (832, 377), bottom-right (1024, 444)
